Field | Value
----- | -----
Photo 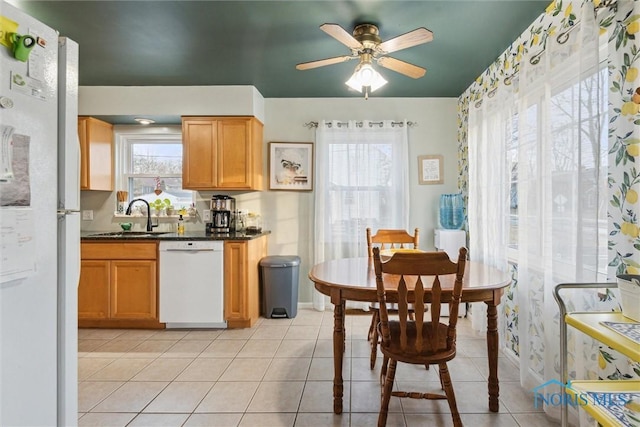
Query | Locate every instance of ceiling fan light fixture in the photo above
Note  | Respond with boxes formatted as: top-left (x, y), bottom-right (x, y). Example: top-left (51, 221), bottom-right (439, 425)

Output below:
top-left (298, 23), bottom-right (431, 97)
top-left (345, 63), bottom-right (387, 93)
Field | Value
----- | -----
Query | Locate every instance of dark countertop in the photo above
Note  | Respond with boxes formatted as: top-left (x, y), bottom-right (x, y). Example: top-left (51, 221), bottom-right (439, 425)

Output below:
top-left (81, 230), bottom-right (271, 241)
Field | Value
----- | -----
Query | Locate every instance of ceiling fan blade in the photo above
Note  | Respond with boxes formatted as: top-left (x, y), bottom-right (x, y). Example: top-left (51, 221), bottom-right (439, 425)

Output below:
top-left (320, 23), bottom-right (363, 50)
top-left (377, 56), bottom-right (426, 79)
top-left (296, 55), bottom-right (355, 71)
top-left (377, 27), bottom-right (433, 54)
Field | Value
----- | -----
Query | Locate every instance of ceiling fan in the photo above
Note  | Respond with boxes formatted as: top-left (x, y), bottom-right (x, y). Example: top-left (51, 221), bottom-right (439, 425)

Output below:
top-left (296, 23), bottom-right (433, 97)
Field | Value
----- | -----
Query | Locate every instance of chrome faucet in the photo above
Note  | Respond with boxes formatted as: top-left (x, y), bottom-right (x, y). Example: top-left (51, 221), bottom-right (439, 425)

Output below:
top-left (125, 198), bottom-right (157, 232)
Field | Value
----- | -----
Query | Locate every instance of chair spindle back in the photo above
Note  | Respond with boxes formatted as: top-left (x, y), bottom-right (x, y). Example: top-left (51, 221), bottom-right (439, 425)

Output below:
top-left (372, 247), bottom-right (467, 355)
top-left (366, 228), bottom-right (420, 258)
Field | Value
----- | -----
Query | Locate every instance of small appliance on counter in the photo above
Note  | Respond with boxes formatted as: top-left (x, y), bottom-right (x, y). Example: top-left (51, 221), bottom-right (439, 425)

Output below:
top-left (206, 195), bottom-right (235, 234)
top-left (234, 209), bottom-right (248, 232)
top-left (245, 212), bottom-right (263, 234)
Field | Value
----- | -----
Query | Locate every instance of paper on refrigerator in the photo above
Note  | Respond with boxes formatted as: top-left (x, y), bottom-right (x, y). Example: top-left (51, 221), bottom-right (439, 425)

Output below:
top-left (0, 208), bottom-right (35, 284)
top-left (0, 131), bottom-right (31, 206)
top-left (0, 128), bottom-right (34, 283)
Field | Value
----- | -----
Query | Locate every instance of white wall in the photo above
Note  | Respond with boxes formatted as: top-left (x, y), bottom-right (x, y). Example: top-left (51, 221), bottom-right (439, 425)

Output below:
top-left (79, 92), bottom-right (459, 303)
top-left (79, 86), bottom-right (265, 123)
top-left (261, 98), bottom-right (458, 302)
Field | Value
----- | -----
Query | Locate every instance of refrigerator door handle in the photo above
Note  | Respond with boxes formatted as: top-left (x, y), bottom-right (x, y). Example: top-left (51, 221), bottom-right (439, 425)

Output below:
top-left (57, 209), bottom-right (81, 217)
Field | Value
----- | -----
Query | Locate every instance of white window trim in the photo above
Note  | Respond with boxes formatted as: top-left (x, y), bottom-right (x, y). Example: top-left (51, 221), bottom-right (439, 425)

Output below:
top-left (506, 53), bottom-right (608, 263)
top-left (113, 125), bottom-right (184, 192)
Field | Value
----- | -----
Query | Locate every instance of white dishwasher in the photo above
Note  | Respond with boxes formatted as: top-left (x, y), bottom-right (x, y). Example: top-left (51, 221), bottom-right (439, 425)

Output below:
top-left (159, 241), bottom-right (226, 328)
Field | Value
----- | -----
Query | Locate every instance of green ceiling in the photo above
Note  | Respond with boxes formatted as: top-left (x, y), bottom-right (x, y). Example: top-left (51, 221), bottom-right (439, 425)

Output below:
top-left (12, 0), bottom-right (549, 98)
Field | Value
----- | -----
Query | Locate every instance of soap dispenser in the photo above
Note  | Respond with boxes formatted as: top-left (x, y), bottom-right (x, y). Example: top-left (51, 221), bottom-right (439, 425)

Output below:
top-left (177, 215), bottom-right (185, 234)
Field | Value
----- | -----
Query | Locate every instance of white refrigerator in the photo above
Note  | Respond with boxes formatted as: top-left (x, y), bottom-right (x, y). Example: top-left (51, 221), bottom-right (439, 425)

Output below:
top-left (0, 2), bottom-right (80, 425)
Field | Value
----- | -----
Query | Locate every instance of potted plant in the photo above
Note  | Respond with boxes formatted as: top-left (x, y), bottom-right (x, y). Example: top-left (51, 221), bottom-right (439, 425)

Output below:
top-left (151, 198), bottom-right (171, 216)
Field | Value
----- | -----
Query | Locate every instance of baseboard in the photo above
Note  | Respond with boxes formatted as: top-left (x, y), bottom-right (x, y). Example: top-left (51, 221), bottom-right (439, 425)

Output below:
top-left (298, 302), bottom-right (314, 310)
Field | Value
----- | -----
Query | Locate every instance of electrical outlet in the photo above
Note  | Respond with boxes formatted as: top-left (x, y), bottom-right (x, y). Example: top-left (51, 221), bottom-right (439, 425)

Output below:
top-left (82, 210), bottom-right (94, 220)
top-left (202, 209), bottom-right (211, 222)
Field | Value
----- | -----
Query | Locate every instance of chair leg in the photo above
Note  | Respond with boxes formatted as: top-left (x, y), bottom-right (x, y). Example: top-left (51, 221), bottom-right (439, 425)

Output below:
top-left (368, 310), bottom-right (379, 341)
top-left (380, 355), bottom-right (389, 385)
top-left (369, 312), bottom-right (379, 370)
top-left (378, 359), bottom-right (397, 427)
top-left (439, 362), bottom-right (462, 427)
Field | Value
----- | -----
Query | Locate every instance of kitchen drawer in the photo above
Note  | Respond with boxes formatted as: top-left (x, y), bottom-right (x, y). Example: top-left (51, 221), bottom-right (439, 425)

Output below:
top-left (81, 242), bottom-right (157, 260)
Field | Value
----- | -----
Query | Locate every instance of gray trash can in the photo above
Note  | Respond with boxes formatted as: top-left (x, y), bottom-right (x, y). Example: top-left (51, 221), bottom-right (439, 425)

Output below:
top-left (260, 255), bottom-right (300, 318)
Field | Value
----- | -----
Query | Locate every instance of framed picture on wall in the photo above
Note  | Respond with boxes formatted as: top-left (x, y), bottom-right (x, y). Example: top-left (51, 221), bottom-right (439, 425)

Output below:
top-left (418, 154), bottom-right (444, 185)
top-left (268, 142), bottom-right (314, 191)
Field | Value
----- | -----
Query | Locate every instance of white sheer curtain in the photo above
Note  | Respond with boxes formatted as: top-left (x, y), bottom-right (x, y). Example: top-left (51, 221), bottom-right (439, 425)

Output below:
top-left (516, 0), bottom-right (607, 408)
top-left (313, 120), bottom-right (409, 311)
top-left (469, 2), bottom-right (608, 423)
top-left (468, 87), bottom-right (513, 334)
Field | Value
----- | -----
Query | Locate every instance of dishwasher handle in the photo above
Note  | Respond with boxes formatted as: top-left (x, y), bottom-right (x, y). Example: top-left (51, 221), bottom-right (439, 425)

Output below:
top-left (164, 248), bottom-right (217, 252)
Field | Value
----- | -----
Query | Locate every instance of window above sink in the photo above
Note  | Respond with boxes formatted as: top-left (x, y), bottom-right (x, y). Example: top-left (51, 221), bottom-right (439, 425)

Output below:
top-left (115, 126), bottom-right (195, 212)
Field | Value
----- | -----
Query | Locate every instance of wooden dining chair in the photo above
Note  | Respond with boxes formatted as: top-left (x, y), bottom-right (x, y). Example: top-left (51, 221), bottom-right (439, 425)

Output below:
top-left (366, 227), bottom-right (420, 369)
top-left (372, 246), bottom-right (467, 427)
top-left (366, 228), bottom-right (420, 258)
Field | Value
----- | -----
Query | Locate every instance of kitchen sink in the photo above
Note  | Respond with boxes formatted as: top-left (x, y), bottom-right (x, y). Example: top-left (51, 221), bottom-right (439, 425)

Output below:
top-left (87, 231), bottom-right (171, 238)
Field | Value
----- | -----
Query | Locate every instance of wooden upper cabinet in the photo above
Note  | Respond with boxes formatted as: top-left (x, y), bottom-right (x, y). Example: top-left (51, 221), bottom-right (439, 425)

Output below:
top-left (217, 118), bottom-right (263, 189)
top-left (182, 118), bottom-right (218, 188)
top-left (78, 116), bottom-right (114, 191)
top-left (182, 116), bottom-right (263, 190)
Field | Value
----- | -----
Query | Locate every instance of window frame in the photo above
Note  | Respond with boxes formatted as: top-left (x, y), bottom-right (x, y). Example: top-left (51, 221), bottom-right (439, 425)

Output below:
top-left (507, 61), bottom-right (609, 278)
top-left (114, 125), bottom-right (194, 205)
top-left (319, 130), bottom-right (409, 244)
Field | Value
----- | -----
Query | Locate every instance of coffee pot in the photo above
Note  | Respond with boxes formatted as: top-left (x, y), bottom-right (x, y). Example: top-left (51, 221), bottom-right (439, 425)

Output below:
top-left (207, 195), bottom-right (235, 233)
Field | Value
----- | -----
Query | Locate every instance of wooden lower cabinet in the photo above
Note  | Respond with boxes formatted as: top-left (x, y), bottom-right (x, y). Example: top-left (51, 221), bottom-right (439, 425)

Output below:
top-left (110, 260), bottom-right (156, 320)
top-left (79, 242), bottom-right (161, 328)
top-left (224, 236), bottom-right (268, 328)
top-left (78, 260), bottom-right (109, 320)
top-left (79, 237), bottom-right (268, 329)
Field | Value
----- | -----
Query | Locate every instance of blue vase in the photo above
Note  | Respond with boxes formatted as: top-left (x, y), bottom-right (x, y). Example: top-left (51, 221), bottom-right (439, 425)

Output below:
top-left (439, 193), bottom-right (465, 230)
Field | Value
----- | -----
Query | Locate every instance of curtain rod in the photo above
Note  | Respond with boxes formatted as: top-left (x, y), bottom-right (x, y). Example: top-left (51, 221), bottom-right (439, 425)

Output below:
top-left (303, 121), bottom-right (417, 129)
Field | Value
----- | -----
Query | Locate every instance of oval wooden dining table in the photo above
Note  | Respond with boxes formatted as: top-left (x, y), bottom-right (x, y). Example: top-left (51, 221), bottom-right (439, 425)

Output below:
top-left (309, 256), bottom-right (511, 415)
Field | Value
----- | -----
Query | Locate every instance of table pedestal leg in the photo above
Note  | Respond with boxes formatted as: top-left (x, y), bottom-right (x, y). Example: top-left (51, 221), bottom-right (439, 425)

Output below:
top-left (333, 299), bottom-right (345, 414)
top-left (486, 302), bottom-right (500, 412)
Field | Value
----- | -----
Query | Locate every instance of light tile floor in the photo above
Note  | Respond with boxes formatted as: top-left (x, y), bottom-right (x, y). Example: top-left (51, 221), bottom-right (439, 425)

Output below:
top-left (78, 308), bottom-right (560, 426)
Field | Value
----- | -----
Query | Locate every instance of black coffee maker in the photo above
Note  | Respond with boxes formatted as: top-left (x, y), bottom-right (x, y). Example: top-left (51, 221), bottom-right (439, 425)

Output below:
top-left (207, 195), bottom-right (235, 234)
